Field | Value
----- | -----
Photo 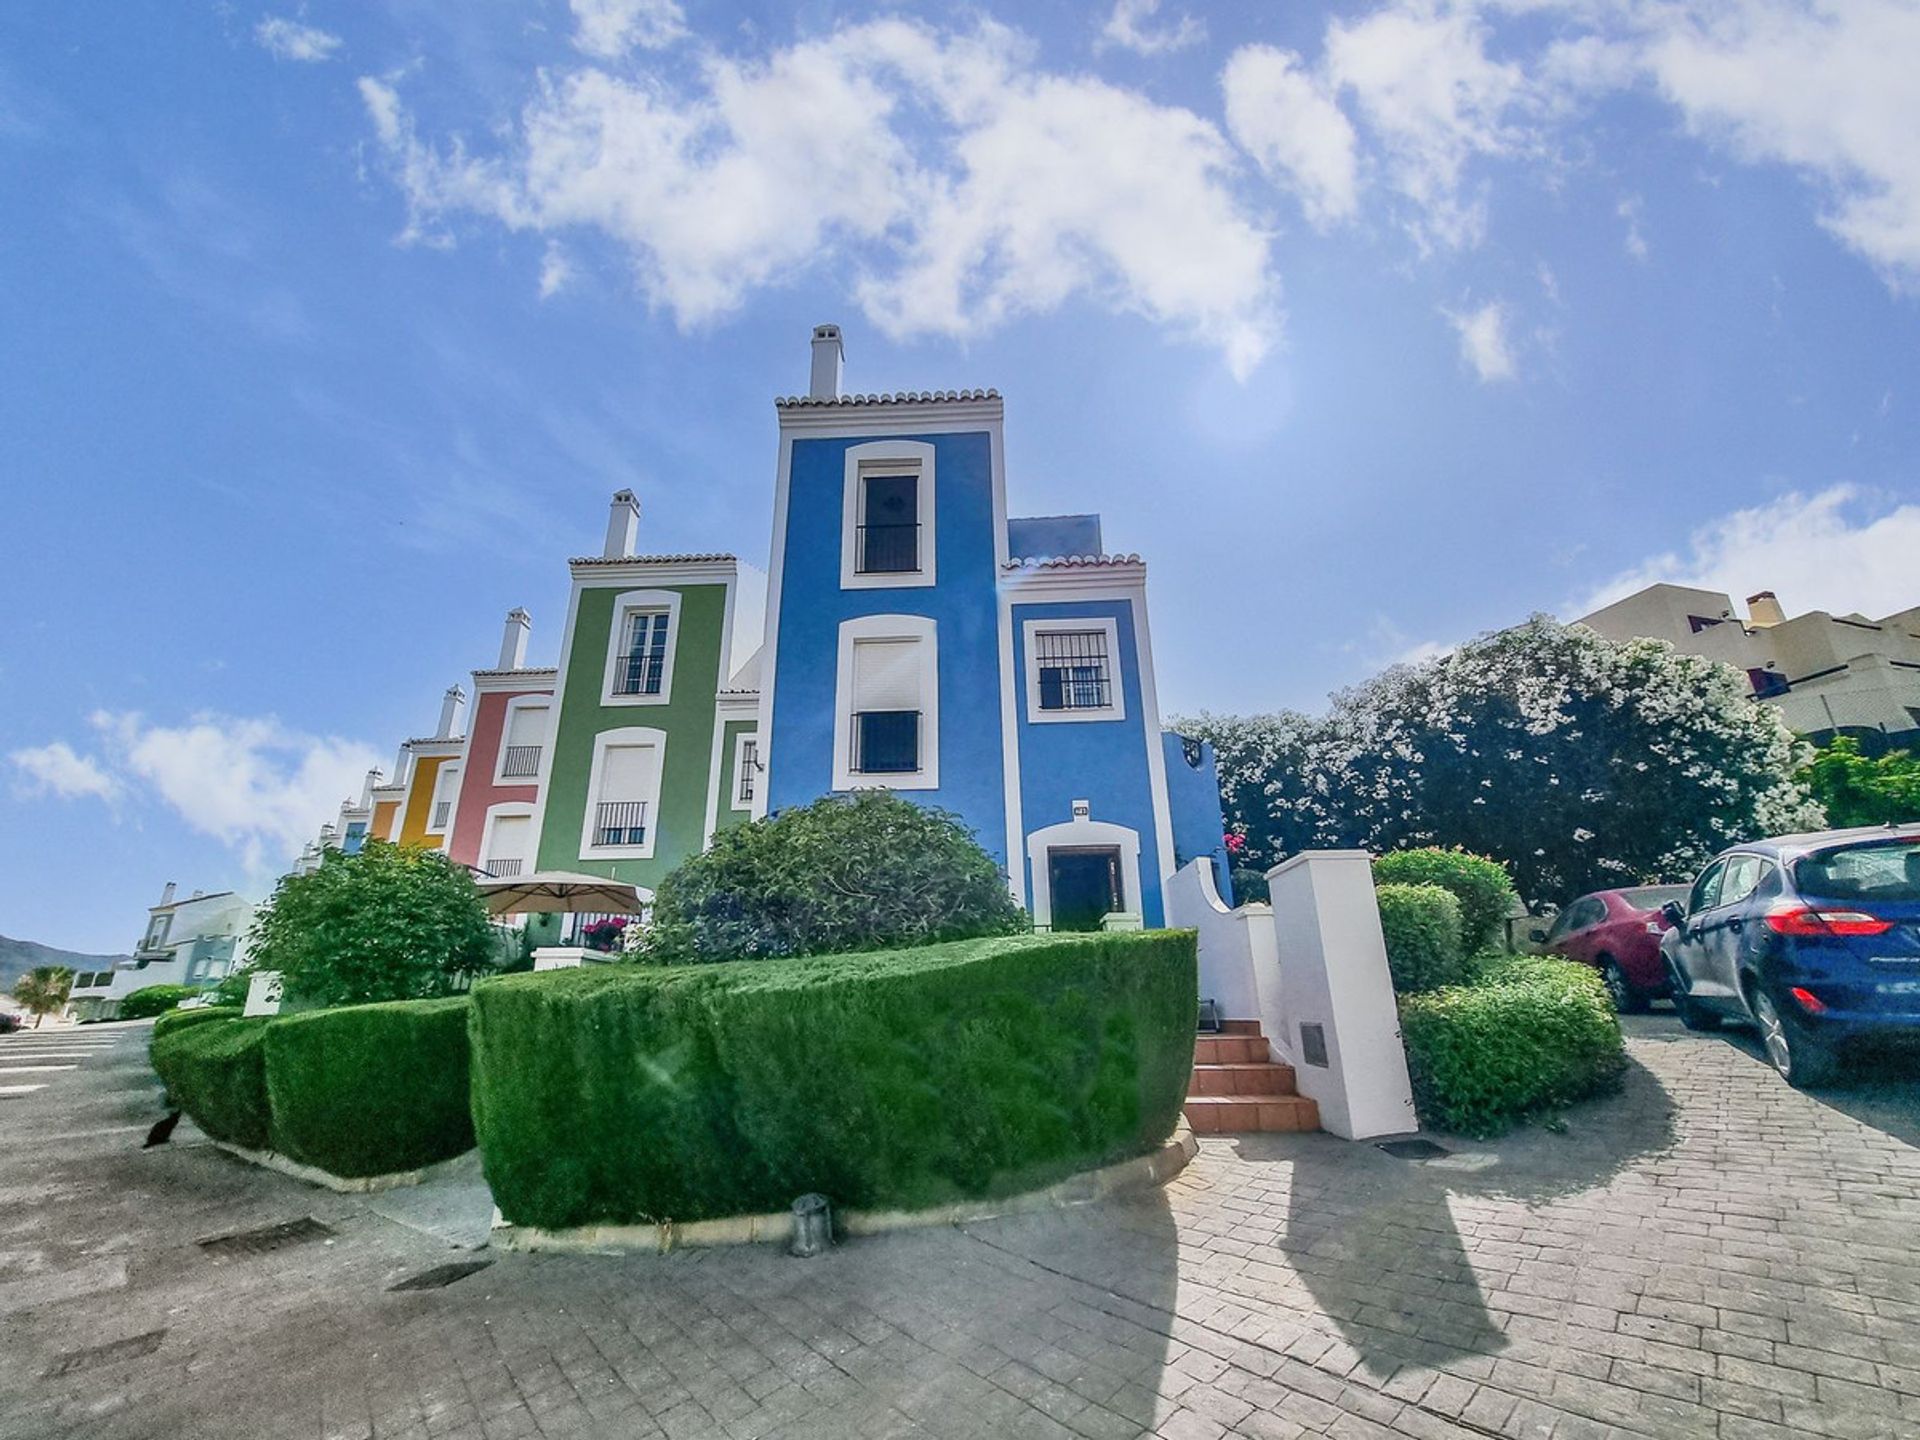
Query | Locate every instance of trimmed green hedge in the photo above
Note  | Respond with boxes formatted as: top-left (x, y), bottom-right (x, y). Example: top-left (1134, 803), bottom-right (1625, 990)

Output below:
top-left (1399, 956), bottom-right (1627, 1137)
top-left (151, 1005), bottom-right (241, 1044)
top-left (265, 998), bottom-right (473, 1178)
top-left (151, 1017), bottom-right (272, 1149)
top-left (470, 931), bottom-right (1197, 1229)
top-left (1376, 883), bottom-right (1470, 993)
top-left (122, 984), bottom-right (198, 1020)
top-left (1374, 848), bottom-right (1516, 952)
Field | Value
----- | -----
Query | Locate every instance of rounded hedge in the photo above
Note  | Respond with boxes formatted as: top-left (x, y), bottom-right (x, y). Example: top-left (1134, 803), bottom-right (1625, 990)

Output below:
top-left (641, 791), bottom-right (1028, 963)
top-left (470, 931), bottom-right (1197, 1229)
top-left (1374, 848), bottom-right (1516, 953)
top-left (121, 984), bottom-right (198, 1020)
top-left (150, 1017), bottom-right (271, 1149)
top-left (1399, 956), bottom-right (1627, 1137)
top-left (150, 1005), bottom-right (241, 1043)
top-left (1376, 883), bottom-right (1471, 993)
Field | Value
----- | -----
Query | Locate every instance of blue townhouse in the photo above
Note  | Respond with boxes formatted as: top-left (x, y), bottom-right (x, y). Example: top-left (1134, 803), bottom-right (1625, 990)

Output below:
top-left (757, 325), bottom-right (1230, 930)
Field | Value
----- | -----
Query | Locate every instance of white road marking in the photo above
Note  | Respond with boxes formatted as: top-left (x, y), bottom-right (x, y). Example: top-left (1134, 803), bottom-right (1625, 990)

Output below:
top-left (0, 1084), bottom-right (47, 1096)
top-left (0, 1065), bottom-right (77, 1073)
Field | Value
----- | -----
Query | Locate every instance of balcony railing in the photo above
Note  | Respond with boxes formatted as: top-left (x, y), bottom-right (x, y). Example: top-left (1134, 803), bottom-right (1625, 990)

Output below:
top-left (851, 710), bottom-right (920, 775)
top-left (855, 522), bottom-right (921, 575)
top-left (612, 652), bottom-right (665, 696)
top-left (485, 858), bottom-right (524, 878)
top-left (500, 744), bottom-right (542, 778)
top-left (594, 800), bottom-right (649, 847)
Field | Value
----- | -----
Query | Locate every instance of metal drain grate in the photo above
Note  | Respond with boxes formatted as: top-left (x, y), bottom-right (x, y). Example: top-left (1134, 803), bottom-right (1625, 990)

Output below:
top-left (388, 1259), bottom-right (493, 1292)
top-left (43, 1329), bottom-right (167, 1378)
top-left (1377, 1138), bottom-right (1451, 1160)
top-left (197, 1217), bottom-right (335, 1257)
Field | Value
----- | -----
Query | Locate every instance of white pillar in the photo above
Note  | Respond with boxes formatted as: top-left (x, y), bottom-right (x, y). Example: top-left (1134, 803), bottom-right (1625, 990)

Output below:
top-left (1265, 851), bottom-right (1417, 1140)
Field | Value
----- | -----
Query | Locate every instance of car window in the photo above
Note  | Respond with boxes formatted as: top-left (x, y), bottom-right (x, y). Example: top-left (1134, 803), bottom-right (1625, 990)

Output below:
top-left (1796, 841), bottom-right (1920, 903)
top-left (1543, 907), bottom-right (1574, 942)
top-left (1573, 897), bottom-right (1607, 929)
top-left (1717, 855), bottom-right (1769, 909)
top-left (1688, 860), bottom-right (1726, 916)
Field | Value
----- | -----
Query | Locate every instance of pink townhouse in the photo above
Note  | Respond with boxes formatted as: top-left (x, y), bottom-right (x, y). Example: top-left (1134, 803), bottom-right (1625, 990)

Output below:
top-left (445, 608), bottom-right (556, 878)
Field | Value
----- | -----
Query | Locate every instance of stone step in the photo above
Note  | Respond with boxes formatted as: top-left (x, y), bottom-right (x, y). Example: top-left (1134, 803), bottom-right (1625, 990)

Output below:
top-left (1194, 1034), bottom-right (1269, 1065)
top-left (1188, 1061), bottom-right (1299, 1097)
top-left (1216, 1019), bottom-right (1263, 1036)
top-left (1182, 1094), bottom-right (1321, 1135)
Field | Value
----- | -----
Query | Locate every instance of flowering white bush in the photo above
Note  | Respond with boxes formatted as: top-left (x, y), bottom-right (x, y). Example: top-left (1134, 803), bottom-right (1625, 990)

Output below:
top-left (1180, 617), bottom-right (1824, 907)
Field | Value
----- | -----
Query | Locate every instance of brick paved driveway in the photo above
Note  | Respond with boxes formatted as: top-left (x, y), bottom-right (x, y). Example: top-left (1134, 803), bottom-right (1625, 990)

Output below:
top-left (3, 1015), bottom-right (1917, 1440)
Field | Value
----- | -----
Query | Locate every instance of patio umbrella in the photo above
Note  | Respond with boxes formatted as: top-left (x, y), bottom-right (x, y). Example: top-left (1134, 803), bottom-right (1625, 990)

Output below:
top-left (476, 870), bottom-right (645, 918)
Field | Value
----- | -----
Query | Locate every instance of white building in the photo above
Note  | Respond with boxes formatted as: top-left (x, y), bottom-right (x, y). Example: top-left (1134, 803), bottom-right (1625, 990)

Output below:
top-left (66, 883), bottom-right (255, 1021)
top-left (1579, 584), bottom-right (1920, 744)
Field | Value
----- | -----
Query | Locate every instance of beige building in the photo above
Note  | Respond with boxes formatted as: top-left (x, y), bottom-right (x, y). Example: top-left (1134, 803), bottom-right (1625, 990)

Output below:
top-left (1578, 584), bottom-right (1920, 744)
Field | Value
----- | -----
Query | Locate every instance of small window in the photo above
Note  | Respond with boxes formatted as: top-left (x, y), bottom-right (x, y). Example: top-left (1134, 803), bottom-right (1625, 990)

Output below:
top-left (1036, 630), bottom-right (1112, 712)
top-left (499, 703), bottom-right (548, 780)
top-left (734, 735), bottom-right (759, 807)
top-left (1688, 859), bottom-right (1727, 915)
top-left (484, 813), bottom-right (532, 878)
top-left (1718, 855), bottom-right (1771, 908)
top-left (613, 611), bottom-right (670, 696)
top-left (857, 474), bottom-right (920, 574)
top-left (582, 730), bottom-right (664, 856)
top-left (850, 639), bottom-right (922, 775)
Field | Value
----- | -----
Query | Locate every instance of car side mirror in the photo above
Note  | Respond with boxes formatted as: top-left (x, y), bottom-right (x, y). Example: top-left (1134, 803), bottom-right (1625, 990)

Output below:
top-left (1659, 901), bottom-right (1686, 928)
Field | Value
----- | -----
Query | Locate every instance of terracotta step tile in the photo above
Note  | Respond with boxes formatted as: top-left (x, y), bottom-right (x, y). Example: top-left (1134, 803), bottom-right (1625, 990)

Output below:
top-left (1188, 1062), bottom-right (1298, 1096)
top-left (1193, 1035), bottom-right (1269, 1065)
top-left (1215, 1019), bottom-right (1263, 1037)
top-left (1182, 1094), bottom-right (1321, 1134)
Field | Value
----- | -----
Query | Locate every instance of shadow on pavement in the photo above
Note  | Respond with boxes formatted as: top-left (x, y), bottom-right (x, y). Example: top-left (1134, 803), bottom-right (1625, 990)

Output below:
top-left (1248, 1053), bottom-right (1678, 1376)
top-left (1714, 1023), bottom-right (1920, 1149)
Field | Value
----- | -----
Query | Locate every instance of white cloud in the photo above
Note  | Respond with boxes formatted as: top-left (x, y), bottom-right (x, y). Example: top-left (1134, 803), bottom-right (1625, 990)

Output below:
top-left (1618, 193), bottom-right (1648, 259)
top-left (1323, 2), bottom-right (1533, 250)
top-left (254, 16), bottom-right (342, 64)
top-left (1222, 45), bottom-right (1360, 228)
top-left (1637, 0), bottom-right (1920, 291)
top-left (1098, 0), bottom-right (1204, 57)
top-left (1575, 485), bottom-right (1920, 622)
top-left (569, 0), bottom-right (688, 60)
top-left (9, 742), bottom-right (120, 802)
top-left (358, 20), bottom-right (1281, 376)
top-left (1442, 298), bottom-right (1516, 382)
top-left (538, 239), bottom-right (573, 298)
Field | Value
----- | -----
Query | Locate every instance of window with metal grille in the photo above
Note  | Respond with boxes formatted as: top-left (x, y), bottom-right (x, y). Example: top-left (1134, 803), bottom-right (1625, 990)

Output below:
top-left (485, 815), bottom-right (530, 878)
top-left (857, 474), bottom-right (920, 574)
top-left (594, 800), bottom-right (648, 847)
top-left (850, 637), bottom-right (922, 773)
top-left (591, 742), bottom-right (658, 848)
top-left (431, 800), bottom-right (452, 829)
top-left (500, 703), bottom-right (547, 777)
top-left (1035, 630), bottom-right (1112, 711)
top-left (613, 611), bottom-right (670, 695)
top-left (736, 737), bottom-right (758, 806)
top-left (853, 711), bottom-right (919, 774)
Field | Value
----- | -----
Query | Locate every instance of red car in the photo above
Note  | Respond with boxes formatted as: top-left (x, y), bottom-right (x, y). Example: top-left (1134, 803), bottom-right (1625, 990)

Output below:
top-left (1541, 885), bottom-right (1692, 1012)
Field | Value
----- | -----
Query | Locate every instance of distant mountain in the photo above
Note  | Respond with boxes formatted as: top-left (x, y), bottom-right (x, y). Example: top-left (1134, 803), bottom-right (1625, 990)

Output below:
top-left (0, 935), bottom-right (130, 996)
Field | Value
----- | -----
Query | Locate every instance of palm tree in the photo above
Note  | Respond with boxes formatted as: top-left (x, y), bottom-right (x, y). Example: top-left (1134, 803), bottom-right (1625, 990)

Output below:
top-left (14, 966), bottom-right (73, 1028)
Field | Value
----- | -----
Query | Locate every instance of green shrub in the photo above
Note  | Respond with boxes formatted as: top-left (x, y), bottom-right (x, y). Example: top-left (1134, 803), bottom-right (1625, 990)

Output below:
top-left (150, 1017), bottom-right (271, 1148)
top-left (246, 840), bottom-right (495, 1006)
top-left (120, 984), bottom-right (198, 1020)
top-left (1399, 956), bottom-right (1626, 1137)
top-left (1375, 883), bottom-right (1469, 993)
top-left (150, 1005), bottom-right (241, 1043)
top-left (641, 791), bottom-right (1028, 963)
top-left (470, 931), bottom-right (1196, 1229)
top-left (265, 997), bottom-right (474, 1178)
top-left (1374, 848), bottom-right (1516, 952)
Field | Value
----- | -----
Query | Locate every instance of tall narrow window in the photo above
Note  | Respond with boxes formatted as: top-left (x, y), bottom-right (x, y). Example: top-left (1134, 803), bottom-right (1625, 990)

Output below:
top-left (499, 703), bottom-right (548, 779)
top-left (735, 736), bottom-right (759, 806)
top-left (1035, 630), bottom-right (1111, 712)
top-left (850, 638), bottom-right (922, 774)
top-left (857, 474), bottom-right (920, 574)
top-left (614, 611), bottom-right (670, 696)
top-left (593, 743), bottom-right (657, 848)
top-left (484, 814), bottom-right (531, 878)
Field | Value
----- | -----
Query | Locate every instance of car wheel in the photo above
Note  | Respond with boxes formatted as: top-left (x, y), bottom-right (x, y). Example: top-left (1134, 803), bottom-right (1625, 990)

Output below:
top-left (1598, 957), bottom-right (1648, 1015)
top-left (1750, 988), bottom-right (1837, 1089)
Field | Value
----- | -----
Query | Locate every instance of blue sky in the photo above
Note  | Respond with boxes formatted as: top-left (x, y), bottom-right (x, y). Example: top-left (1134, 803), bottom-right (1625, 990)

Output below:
top-left (4, 0), bottom-right (1917, 952)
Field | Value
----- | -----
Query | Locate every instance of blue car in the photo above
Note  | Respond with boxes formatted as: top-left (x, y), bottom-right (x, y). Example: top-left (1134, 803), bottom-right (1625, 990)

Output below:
top-left (1661, 825), bottom-right (1920, 1087)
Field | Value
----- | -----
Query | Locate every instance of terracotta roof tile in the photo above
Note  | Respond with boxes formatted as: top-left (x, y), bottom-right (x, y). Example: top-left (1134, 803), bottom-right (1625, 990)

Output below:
top-left (1002, 553), bottom-right (1144, 570)
top-left (568, 553), bottom-right (736, 567)
top-left (776, 389), bottom-right (1000, 408)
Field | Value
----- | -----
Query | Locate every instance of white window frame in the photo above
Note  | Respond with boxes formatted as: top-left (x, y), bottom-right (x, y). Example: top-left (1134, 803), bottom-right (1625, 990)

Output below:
top-left (426, 763), bottom-right (462, 836)
top-left (840, 440), bottom-right (936, 590)
top-left (1023, 617), bottom-right (1125, 724)
top-left (579, 726), bottom-right (668, 860)
top-left (832, 614), bottom-right (939, 792)
top-left (732, 731), bottom-right (760, 810)
top-left (479, 801), bottom-right (537, 878)
top-left (493, 698), bottom-right (551, 785)
top-left (601, 589), bottom-right (682, 707)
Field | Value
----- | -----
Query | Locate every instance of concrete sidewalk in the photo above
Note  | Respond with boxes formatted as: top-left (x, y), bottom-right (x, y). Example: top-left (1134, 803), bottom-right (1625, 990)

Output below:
top-left (2, 1016), bottom-right (1917, 1439)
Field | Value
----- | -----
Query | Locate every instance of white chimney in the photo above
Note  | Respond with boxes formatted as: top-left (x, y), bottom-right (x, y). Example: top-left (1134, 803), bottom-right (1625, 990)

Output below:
top-left (159, 881), bottom-right (177, 906)
top-left (436, 684), bottom-right (467, 739)
top-left (499, 607), bottom-right (532, 670)
top-left (603, 490), bottom-right (640, 559)
top-left (1747, 591), bottom-right (1787, 628)
top-left (393, 744), bottom-right (411, 785)
top-left (809, 323), bottom-right (844, 400)
top-left (360, 768), bottom-right (381, 809)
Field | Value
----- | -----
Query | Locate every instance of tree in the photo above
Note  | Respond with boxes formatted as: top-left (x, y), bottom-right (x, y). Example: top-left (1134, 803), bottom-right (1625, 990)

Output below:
top-left (1186, 618), bottom-right (1824, 910)
top-left (246, 841), bottom-right (496, 1007)
top-left (642, 790), bottom-right (1028, 963)
top-left (14, 966), bottom-right (73, 1027)
top-left (1798, 736), bottom-right (1920, 827)
top-left (1170, 710), bottom-right (1340, 880)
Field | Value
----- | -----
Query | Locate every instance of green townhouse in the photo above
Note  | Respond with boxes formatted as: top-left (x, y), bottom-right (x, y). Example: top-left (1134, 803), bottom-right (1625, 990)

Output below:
top-left (525, 490), bottom-right (766, 899)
